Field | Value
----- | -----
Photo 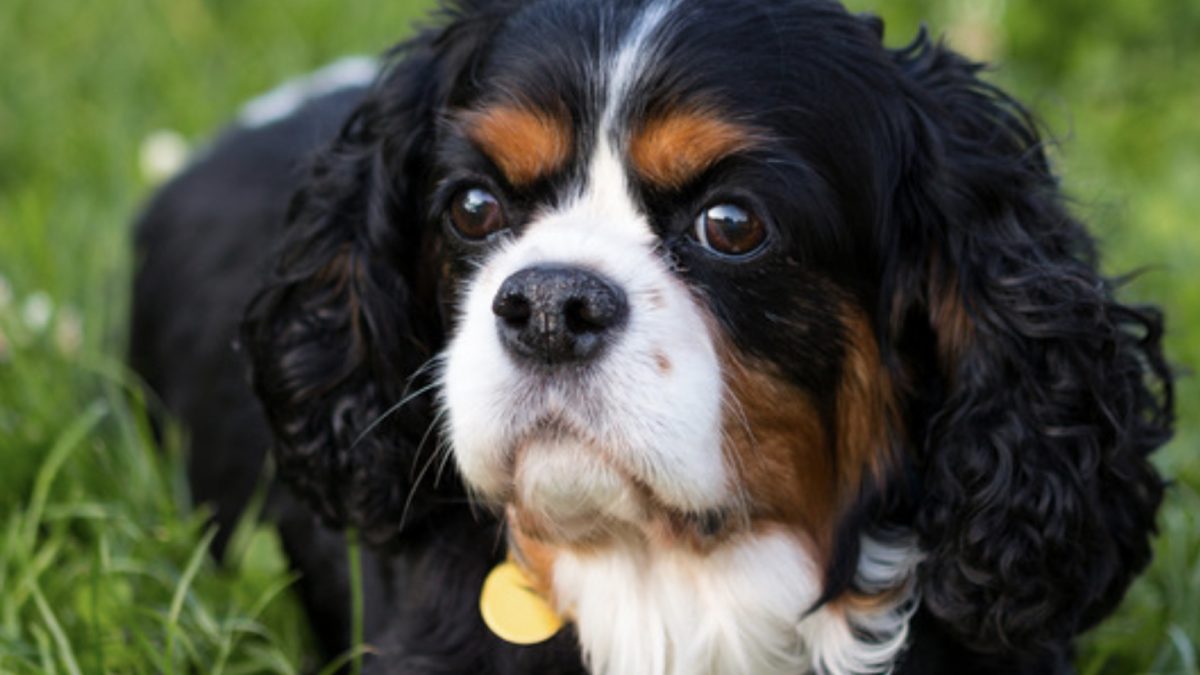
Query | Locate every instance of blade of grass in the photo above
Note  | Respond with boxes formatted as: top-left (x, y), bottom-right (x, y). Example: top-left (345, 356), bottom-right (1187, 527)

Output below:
top-left (89, 534), bottom-right (104, 674)
top-left (1168, 625), bottom-right (1198, 675)
top-left (227, 643), bottom-right (299, 675)
top-left (316, 644), bottom-right (375, 675)
top-left (346, 527), bottom-right (364, 675)
top-left (1, 514), bottom-right (25, 632)
top-left (129, 624), bottom-right (172, 674)
top-left (9, 537), bottom-right (64, 630)
top-left (30, 624), bottom-right (54, 675)
top-left (165, 526), bottom-right (217, 673)
top-left (21, 401), bottom-right (107, 552)
top-left (28, 581), bottom-right (82, 675)
top-left (212, 573), bottom-right (300, 675)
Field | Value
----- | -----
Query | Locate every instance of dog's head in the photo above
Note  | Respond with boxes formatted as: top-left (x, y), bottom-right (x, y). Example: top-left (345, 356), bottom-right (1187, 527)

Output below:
top-left (243, 0), bottom-right (1172, 663)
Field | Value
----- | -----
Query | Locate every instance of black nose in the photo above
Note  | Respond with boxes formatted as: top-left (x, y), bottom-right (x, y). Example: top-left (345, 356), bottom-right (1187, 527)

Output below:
top-left (492, 265), bottom-right (629, 365)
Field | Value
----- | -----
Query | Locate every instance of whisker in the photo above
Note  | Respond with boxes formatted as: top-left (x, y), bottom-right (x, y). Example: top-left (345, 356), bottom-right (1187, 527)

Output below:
top-left (350, 353), bottom-right (444, 448)
top-left (463, 482), bottom-right (486, 523)
top-left (719, 392), bottom-right (755, 478)
top-left (398, 407), bottom-right (448, 530)
top-left (433, 436), bottom-right (457, 488)
top-left (351, 379), bottom-right (439, 449)
top-left (407, 406), bottom-right (447, 482)
top-left (492, 516), bottom-right (509, 555)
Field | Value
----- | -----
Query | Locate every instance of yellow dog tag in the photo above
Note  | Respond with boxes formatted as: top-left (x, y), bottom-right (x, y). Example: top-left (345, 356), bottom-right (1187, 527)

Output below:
top-left (480, 560), bottom-right (564, 645)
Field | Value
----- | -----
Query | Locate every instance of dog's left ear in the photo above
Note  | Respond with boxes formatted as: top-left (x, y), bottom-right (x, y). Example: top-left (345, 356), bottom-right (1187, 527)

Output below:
top-left (883, 32), bottom-right (1174, 656)
top-left (240, 11), bottom-right (498, 547)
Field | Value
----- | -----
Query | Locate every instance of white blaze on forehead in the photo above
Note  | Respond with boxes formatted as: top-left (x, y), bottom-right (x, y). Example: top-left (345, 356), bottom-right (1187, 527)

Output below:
top-left (604, 1), bottom-right (678, 129)
top-left (561, 0), bottom-right (678, 237)
top-left (569, 146), bottom-right (648, 240)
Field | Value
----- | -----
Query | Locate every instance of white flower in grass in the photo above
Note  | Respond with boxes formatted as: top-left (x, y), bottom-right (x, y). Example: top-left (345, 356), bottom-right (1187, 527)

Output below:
top-left (55, 306), bottom-right (84, 356)
top-left (21, 291), bottom-right (53, 333)
top-left (139, 129), bottom-right (190, 185)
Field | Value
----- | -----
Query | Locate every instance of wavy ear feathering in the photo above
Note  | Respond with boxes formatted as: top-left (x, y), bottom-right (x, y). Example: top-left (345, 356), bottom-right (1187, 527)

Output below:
top-left (884, 29), bottom-right (1174, 657)
top-left (239, 10), bottom-right (499, 547)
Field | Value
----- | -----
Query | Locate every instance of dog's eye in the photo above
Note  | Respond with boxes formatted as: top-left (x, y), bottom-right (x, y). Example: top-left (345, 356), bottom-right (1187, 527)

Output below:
top-left (449, 187), bottom-right (506, 239)
top-left (693, 203), bottom-right (766, 256)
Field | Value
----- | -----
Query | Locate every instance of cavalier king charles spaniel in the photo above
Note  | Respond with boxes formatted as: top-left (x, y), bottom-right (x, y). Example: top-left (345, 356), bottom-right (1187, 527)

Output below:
top-left (130, 0), bottom-right (1173, 673)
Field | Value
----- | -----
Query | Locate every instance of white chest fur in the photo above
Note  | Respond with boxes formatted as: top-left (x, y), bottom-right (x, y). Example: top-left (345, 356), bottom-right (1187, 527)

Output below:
top-left (549, 530), bottom-right (919, 675)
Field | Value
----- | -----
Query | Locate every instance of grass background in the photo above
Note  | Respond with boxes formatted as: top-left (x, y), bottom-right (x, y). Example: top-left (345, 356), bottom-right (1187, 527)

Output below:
top-left (0, 0), bottom-right (1196, 672)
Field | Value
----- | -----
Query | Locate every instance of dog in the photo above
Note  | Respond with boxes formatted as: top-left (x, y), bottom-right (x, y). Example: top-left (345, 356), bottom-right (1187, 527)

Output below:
top-left (130, 0), bottom-right (1174, 672)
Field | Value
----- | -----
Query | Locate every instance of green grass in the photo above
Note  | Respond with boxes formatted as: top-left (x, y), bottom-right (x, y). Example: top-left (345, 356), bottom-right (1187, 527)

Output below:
top-left (0, 1), bottom-right (431, 672)
top-left (1, 0), bottom-right (1196, 673)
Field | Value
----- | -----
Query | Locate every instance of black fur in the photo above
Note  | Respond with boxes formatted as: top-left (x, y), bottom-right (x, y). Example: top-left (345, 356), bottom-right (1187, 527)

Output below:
top-left (130, 0), bottom-right (1172, 672)
top-left (887, 33), bottom-right (1172, 658)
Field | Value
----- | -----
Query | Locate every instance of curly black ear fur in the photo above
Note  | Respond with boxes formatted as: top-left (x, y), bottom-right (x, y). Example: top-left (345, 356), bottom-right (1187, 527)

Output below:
top-left (887, 30), bottom-right (1174, 655)
top-left (240, 8), bottom-right (502, 547)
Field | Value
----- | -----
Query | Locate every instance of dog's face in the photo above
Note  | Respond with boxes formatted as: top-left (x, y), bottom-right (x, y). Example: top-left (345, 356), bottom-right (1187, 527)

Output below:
top-left (435, 1), bottom-right (898, 559)
top-left (243, 0), bottom-right (1171, 666)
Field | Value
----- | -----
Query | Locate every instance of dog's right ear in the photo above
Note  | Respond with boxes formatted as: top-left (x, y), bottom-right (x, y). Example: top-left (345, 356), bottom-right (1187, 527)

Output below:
top-left (883, 29), bottom-right (1173, 656)
top-left (241, 9), bottom-right (499, 547)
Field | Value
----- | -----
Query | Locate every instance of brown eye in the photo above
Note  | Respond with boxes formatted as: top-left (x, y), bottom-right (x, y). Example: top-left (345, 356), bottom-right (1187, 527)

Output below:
top-left (449, 187), bottom-right (506, 239)
top-left (693, 203), bottom-right (766, 256)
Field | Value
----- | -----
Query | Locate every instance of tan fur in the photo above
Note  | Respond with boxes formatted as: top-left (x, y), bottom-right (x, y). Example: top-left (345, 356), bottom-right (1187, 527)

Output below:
top-left (928, 257), bottom-right (975, 371)
top-left (719, 307), bottom-right (900, 565)
top-left (630, 110), bottom-right (760, 189)
top-left (507, 512), bottom-right (564, 608)
top-left (835, 311), bottom-right (902, 496)
top-left (462, 104), bottom-right (573, 186)
top-left (721, 349), bottom-right (837, 557)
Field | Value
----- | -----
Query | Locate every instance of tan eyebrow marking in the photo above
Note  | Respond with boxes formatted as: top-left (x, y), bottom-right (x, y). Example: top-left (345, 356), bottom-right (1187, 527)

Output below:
top-left (630, 110), bottom-right (761, 189)
top-left (462, 104), bottom-right (573, 186)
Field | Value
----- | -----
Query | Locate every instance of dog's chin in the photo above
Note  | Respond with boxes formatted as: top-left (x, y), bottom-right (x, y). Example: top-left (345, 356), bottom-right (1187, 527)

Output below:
top-left (500, 433), bottom-right (734, 551)
top-left (507, 434), bottom-right (646, 546)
